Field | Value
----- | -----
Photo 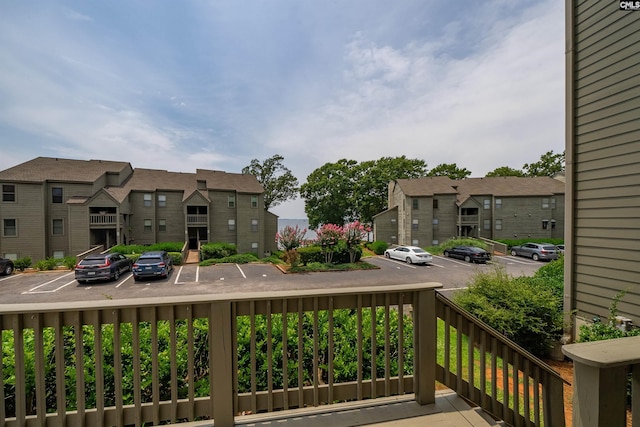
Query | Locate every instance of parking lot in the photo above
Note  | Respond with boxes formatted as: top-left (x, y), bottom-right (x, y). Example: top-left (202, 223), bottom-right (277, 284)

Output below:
top-left (0, 254), bottom-right (544, 304)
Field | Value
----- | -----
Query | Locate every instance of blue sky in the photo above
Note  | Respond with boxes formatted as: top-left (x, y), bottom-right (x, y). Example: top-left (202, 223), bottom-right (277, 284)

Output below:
top-left (0, 1), bottom-right (564, 218)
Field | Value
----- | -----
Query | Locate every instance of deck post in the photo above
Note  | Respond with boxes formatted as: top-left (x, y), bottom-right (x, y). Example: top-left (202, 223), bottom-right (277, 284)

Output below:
top-left (414, 288), bottom-right (436, 405)
top-left (211, 301), bottom-right (235, 426)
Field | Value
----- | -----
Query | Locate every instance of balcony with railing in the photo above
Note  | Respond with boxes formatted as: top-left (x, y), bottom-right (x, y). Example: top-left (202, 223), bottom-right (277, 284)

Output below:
top-left (89, 213), bottom-right (118, 226)
top-left (457, 215), bottom-right (479, 225)
top-left (0, 283), bottom-right (567, 427)
top-left (186, 214), bottom-right (208, 225)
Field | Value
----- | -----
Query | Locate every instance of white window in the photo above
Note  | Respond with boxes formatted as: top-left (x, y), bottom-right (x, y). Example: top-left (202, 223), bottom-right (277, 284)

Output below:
top-left (144, 193), bottom-right (152, 207)
top-left (484, 219), bottom-right (491, 230)
top-left (495, 198), bottom-right (502, 209)
top-left (251, 219), bottom-right (258, 232)
top-left (432, 218), bottom-right (439, 225)
top-left (412, 199), bottom-right (419, 210)
top-left (551, 198), bottom-right (556, 209)
top-left (52, 219), bottom-right (64, 235)
top-left (484, 199), bottom-right (490, 209)
top-left (412, 219), bottom-right (419, 230)
top-left (158, 194), bottom-right (166, 207)
top-left (251, 196), bottom-right (258, 208)
top-left (144, 219), bottom-right (152, 232)
top-left (542, 219), bottom-right (549, 230)
top-left (391, 218), bottom-right (396, 224)
top-left (542, 198), bottom-right (550, 209)
top-left (3, 219), bottom-right (17, 237)
top-left (391, 235), bottom-right (397, 241)
top-left (159, 219), bottom-right (167, 232)
top-left (53, 251), bottom-right (65, 259)
top-left (432, 240), bottom-right (439, 245)
top-left (228, 219), bottom-right (235, 231)
top-left (495, 219), bottom-right (503, 230)
top-left (412, 239), bottom-right (419, 246)
top-left (228, 196), bottom-right (235, 208)
top-left (251, 242), bottom-right (259, 251)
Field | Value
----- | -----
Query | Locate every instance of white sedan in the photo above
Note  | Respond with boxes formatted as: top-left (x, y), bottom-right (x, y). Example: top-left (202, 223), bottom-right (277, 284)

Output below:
top-left (384, 246), bottom-right (433, 265)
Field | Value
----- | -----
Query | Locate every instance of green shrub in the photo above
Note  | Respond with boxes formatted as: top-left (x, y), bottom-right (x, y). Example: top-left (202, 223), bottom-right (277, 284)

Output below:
top-left (200, 253), bottom-right (258, 266)
top-left (35, 257), bottom-right (58, 271)
top-left (578, 290), bottom-right (640, 342)
top-left (298, 246), bottom-right (323, 265)
top-left (369, 241), bottom-right (388, 255)
top-left (61, 256), bottom-right (77, 269)
top-left (169, 252), bottom-right (182, 266)
top-left (109, 242), bottom-right (184, 255)
top-left (200, 242), bottom-right (237, 260)
top-left (453, 265), bottom-right (564, 357)
top-left (14, 257), bottom-right (32, 271)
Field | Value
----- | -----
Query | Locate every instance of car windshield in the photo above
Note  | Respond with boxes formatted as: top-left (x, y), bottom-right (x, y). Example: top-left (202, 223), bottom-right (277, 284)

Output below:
top-left (542, 246), bottom-right (556, 251)
top-left (137, 257), bottom-right (162, 264)
top-left (412, 248), bottom-right (427, 253)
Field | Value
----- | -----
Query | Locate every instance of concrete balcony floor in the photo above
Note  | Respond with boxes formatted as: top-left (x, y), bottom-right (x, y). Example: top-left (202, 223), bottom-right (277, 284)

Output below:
top-left (234, 390), bottom-right (503, 427)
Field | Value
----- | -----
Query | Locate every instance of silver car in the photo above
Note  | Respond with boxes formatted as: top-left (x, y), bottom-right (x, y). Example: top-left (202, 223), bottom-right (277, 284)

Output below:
top-left (510, 243), bottom-right (559, 261)
top-left (384, 246), bottom-right (433, 265)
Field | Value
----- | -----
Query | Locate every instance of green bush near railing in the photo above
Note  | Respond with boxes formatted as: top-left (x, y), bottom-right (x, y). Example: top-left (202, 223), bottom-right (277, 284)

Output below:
top-left (0, 307), bottom-right (413, 417)
top-left (109, 242), bottom-right (184, 255)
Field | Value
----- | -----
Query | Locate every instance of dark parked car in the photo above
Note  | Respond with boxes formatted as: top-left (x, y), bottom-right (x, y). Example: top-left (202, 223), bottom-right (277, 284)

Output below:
top-left (0, 258), bottom-right (15, 275)
top-left (132, 251), bottom-right (173, 281)
top-left (75, 253), bottom-right (132, 283)
top-left (443, 246), bottom-right (491, 263)
top-left (510, 243), bottom-right (559, 261)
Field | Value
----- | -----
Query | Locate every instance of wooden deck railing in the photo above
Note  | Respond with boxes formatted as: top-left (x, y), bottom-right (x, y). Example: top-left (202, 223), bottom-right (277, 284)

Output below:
top-left (0, 284), bottom-right (565, 427)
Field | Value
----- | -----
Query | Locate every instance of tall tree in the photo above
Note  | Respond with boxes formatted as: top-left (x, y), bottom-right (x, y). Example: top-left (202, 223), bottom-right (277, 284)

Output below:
top-left (485, 166), bottom-right (525, 177)
top-left (426, 163), bottom-right (471, 180)
top-left (242, 154), bottom-right (299, 210)
top-left (300, 156), bottom-right (427, 228)
top-left (522, 150), bottom-right (565, 177)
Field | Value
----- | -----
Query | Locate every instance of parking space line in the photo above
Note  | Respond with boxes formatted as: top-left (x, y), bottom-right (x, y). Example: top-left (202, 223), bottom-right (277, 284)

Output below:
top-left (115, 274), bottom-right (132, 288)
top-left (24, 279), bottom-right (77, 294)
top-left (174, 266), bottom-right (184, 284)
top-left (504, 256), bottom-right (536, 265)
top-left (0, 274), bottom-right (20, 282)
top-left (195, 265), bottom-right (199, 282)
top-left (23, 272), bottom-right (74, 293)
top-left (236, 264), bottom-right (246, 279)
top-left (434, 256), bottom-right (475, 267)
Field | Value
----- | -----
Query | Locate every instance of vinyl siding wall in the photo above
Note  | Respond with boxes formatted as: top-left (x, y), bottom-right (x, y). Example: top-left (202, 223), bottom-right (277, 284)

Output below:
top-left (0, 182), bottom-right (46, 260)
top-left (567, 1), bottom-right (640, 324)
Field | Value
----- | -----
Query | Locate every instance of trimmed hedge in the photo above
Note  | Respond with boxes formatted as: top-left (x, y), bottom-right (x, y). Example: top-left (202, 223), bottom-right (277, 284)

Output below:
top-left (110, 242), bottom-right (184, 254)
top-left (297, 243), bottom-right (362, 265)
top-left (201, 242), bottom-right (237, 260)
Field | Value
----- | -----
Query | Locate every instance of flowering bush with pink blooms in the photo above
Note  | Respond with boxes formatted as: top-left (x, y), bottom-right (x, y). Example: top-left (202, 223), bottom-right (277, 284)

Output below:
top-left (315, 223), bottom-right (344, 263)
top-left (275, 225), bottom-right (307, 251)
top-left (343, 221), bottom-right (371, 263)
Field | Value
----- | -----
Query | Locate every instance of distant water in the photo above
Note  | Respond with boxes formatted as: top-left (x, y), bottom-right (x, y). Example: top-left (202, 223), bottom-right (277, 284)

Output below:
top-left (277, 218), bottom-right (317, 240)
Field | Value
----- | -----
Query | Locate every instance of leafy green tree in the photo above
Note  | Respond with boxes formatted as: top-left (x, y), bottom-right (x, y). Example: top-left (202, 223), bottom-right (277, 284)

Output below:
top-left (522, 150), bottom-right (565, 177)
top-left (242, 154), bottom-right (299, 209)
top-left (426, 163), bottom-right (471, 179)
top-left (300, 156), bottom-right (427, 228)
top-left (485, 166), bottom-right (525, 177)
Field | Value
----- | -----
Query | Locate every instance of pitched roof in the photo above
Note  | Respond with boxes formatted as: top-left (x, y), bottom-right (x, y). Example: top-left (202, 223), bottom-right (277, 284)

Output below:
top-left (395, 176), bottom-right (565, 204)
top-left (0, 157), bottom-right (131, 183)
top-left (196, 169), bottom-right (264, 193)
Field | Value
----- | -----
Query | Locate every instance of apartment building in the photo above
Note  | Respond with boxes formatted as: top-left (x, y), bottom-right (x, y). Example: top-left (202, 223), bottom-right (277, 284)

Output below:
top-left (373, 176), bottom-right (565, 246)
top-left (565, 1), bottom-right (640, 331)
top-left (0, 157), bottom-right (278, 261)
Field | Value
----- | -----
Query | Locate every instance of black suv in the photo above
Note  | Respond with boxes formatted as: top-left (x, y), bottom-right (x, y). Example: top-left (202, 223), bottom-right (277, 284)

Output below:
top-left (0, 258), bottom-right (15, 275)
top-left (132, 251), bottom-right (173, 281)
top-left (75, 253), bottom-right (132, 283)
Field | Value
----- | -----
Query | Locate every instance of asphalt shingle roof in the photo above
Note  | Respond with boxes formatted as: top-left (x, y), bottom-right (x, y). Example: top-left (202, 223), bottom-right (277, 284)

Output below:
top-left (0, 157), bottom-right (131, 183)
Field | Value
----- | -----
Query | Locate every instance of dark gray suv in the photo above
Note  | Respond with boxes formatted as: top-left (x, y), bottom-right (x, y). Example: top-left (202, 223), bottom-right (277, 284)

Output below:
top-left (75, 253), bottom-right (132, 283)
top-left (132, 251), bottom-right (173, 281)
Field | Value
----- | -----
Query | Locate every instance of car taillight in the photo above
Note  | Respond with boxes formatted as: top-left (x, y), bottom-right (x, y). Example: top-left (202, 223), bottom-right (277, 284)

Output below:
top-left (75, 264), bottom-right (83, 269)
top-left (158, 262), bottom-right (166, 267)
top-left (133, 263), bottom-right (139, 268)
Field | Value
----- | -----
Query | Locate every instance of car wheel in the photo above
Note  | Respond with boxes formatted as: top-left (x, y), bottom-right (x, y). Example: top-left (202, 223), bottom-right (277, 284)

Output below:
top-left (444, 250), bottom-right (450, 257)
top-left (464, 255), bottom-right (471, 263)
top-left (511, 250), bottom-right (517, 256)
top-left (406, 257), bottom-right (412, 264)
top-left (385, 252), bottom-right (390, 258)
top-left (114, 269), bottom-right (120, 280)
top-left (532, 253), bottom-right (540, 261)
top-left (3, 264), bottom-right (13, 275)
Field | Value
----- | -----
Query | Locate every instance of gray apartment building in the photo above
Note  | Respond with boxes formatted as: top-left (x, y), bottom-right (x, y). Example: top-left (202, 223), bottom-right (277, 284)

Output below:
top-left (565, 1), bottom-right (640, 332)
top-left (373, 176), bottom-right (565, 247)
top-left (0, 157), bottom-right (278, 262)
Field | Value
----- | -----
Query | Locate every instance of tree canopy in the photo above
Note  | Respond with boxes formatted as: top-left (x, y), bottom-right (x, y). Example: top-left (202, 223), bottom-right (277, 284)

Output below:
top-left (242, 154), bottom-right (298, 210)
top-left (426, 163), bottom-right (471, 179)
top-left (300, 156), bottom-right (427, 228)
top-left (485, 166), bottom-right (525, 177)
top-left (522, 150), bottom-right (565, 177)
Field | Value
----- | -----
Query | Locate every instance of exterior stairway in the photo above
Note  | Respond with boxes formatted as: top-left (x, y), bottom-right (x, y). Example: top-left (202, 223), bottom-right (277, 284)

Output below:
top-left (185, 249), bottom-right (200, 264)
